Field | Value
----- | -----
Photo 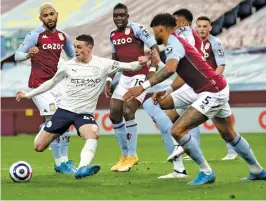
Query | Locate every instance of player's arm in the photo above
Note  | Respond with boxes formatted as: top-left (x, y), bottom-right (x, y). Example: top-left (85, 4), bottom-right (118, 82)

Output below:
top-left (63, 34), bottom-right (75, 59)
top-left (16, 67), bottom-right (67, 101)
top-left (213, 38), bottom-right (226, 75)
top-left (124, 36), bottom-right (185, 101)
top-left (107, 59), bottom-right (143, 74)
top-left (15, 32), bottom-right (39, 61)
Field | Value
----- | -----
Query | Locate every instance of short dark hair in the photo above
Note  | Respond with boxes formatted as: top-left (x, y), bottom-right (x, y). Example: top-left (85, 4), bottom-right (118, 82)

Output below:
top-left (76, 34), bottom-right (94, 46)
top-left (173, 9), bottom-right (193, 23)
top-left (150, 13), bottom-right (176, 28)
top-left (196, 16), bottom-right (211, 23)
top-left (114, 3), bottom-right (127, 10)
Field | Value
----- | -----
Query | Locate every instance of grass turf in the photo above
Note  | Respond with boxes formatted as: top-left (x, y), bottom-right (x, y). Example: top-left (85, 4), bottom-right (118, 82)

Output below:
top-left (1, 133), bottom-right (266, 200)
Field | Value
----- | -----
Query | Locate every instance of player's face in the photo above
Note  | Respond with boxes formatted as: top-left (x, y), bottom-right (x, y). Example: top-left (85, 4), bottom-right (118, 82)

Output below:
top-left (152, 26), bottom-right (164, 45)
top-left (174, 16), bottom-right (187, 28)
top-left (196, 20), bottom-right (212, 39)
top-left (113, 8), bottom-right (129, 29)
top-left (39, 7), bottom-right (58, 30)
top-left (74, 40), bottom-right (93, 61)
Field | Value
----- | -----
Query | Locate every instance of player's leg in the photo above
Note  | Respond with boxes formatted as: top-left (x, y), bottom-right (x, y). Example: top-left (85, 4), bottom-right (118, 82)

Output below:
top-left (117, 98), bottom-right (141, 172)
top-left (143, 98), bottom-right (188, 179)
top-left (41, 108), bottom-right (76, 174)
top-left (73, 114), bottom-right (101, 179)
top-left (109, 97), bottom-right (128, 171)
top-left (32, 92), bottom-right (65, 172)
top-left (212, 106), bottom-right (265, 180)
top-left (170, 106), bottom-right (215, 185)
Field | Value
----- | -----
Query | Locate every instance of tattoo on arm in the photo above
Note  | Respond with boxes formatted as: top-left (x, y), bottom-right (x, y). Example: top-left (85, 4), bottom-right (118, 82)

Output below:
top-left (150, 67), bottom-right (173, 86)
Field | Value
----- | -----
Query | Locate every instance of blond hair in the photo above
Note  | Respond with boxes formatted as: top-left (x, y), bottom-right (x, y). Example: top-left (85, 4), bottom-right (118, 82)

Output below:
top-left (39, 2), bottom-right (56, 15)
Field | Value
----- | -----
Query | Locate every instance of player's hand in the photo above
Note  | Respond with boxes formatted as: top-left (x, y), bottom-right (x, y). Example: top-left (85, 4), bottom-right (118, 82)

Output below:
top-left (152, 90), bottom-right (167, 104)
top-left (27, 46), bottom-right (39, 58)
top-left (104, 81), bottom-right (112, 98)
top-left (138, 55), bottom-right (150, 66)
top-left (151, 48), bottom-right (161, 65)
top-left (123, 86), bottom-right (144, 101)
top-left (16, 91), bottom-right (27, 101)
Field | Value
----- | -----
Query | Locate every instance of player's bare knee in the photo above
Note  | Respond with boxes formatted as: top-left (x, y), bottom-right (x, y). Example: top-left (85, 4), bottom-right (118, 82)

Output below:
top-left (80, 124), bottom-right (99, 140)
top-left (109, 111), bottom-right (122, 124)
top-left (123, 109), bottom-right (135, 120)
top-left (34, 143), bottom-right (45, 152)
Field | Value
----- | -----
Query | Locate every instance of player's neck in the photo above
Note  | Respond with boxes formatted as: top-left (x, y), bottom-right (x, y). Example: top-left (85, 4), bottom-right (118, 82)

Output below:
top-left (43, 25), bottom-right (57, 33)
top-left (202, 34), bottom-right (210, 41)
top-left (77, 55), bottom-right (92, 64)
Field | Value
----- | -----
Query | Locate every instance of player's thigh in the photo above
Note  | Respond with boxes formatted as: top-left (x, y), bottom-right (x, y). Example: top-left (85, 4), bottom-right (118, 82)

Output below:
top-left (166, 109), bottom-right (179, 123)
top-left (34, 130), bottom-right (60, 152)
top-left (44, 108), bottom-right (74, 137)
top-left (212, 103), bottom-right (235, 142)
top-left (158, 95), bottom-right (175, 110)
top-left (171, 106), bottom-right (207, 138)
top-left (32, 90), bottom-right (57, 116)
top-left (74, 114), bottom-right (98, 139)
top-left (170, 84), bottom-right (197, 110)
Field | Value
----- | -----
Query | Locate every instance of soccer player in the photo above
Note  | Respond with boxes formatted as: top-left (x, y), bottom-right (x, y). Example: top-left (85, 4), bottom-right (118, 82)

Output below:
top-left (15, 3), bottom-right (75, 174)
top-left (124, 13), bottom-right (266, 185)
top-left (143, 9), bottom-right (202, 179)
top-left (16, 34), bottom-right (146, 179)
top-left (196, 16), bottom-right (238, 160)
top-left (104, 3), bottom-right (159, 172)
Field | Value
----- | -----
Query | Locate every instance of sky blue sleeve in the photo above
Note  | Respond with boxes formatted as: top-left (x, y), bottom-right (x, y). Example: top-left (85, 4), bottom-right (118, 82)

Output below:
top-left (131, 23), bottom-right (157, 48)
top-left (165, 35), bottom-right (185, 61)
top-left (109, 31), bottom-right (116, 53)
top-left (63, 34), bottom-right (75, 59)
top-left (15, 31), bottom-right (39, 61)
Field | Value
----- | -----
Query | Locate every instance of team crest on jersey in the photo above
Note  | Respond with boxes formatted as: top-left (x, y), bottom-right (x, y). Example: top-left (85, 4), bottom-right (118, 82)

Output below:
top-left (125, 28), bottom-right (131, 35)
top-left (205, 42), bottom-right (210, 50)
top-left (58, 33), bottom-right (64, 41)
top-left (92, 67), bottom-right (100, 75)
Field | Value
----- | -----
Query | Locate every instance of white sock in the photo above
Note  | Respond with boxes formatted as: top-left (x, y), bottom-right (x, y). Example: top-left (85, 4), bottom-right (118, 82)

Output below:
top-left (78, 139), bottom-right (98, 168)
top-left (55, 157), bottom-right (63, 166)
top-left (62, 156), bottom-right (68, 162)
top-left (250, 163), bottom-right (263, 174)
top-left (199, 160), bottom-right (212, 174)
top-left (173, 157), bottom-right (185, 173)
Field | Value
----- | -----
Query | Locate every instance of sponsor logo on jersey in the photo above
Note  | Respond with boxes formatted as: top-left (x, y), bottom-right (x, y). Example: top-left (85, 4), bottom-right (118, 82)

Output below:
top-left (139, 25), bottom-right (150, 37)
top-left (42, 44), bottom-right (64, 50)
top-left (111, 61), bottom-right (119, 71)
top-left (125, 27), bottom-right (131, 35)
top-left (70, 78), bottom-right (101, 88)
top-left (113, 37), bottom-right (133, 45)
top-left (58, 33), bottom-right (64, 41)
top-left (217, 49), bottom-right (224, 57)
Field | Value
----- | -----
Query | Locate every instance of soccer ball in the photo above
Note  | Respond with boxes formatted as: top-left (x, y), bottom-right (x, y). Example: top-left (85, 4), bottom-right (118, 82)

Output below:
top-left (9, 161), bottom-right (32, 182)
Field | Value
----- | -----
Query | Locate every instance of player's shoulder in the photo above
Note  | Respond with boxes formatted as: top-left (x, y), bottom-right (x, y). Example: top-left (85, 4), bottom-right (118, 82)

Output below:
top-left (27, 26), bottom-right (46, 39)
top-left (57, 29), bottom-right (70, 39)
top-left (209, 34), bottom-right (222, 45)
top-left (176, 26), bottom-right (192, 34)
top-left (109, 28), bottom-right (117, 38)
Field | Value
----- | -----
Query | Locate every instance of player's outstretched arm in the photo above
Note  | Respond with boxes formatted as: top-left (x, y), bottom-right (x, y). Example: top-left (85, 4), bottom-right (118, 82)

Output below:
top-left (16, 67), bottom-right (67, 101)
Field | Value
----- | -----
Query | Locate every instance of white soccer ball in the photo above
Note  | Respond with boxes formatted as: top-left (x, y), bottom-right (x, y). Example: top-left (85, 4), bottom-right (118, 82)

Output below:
top-left (9, 161), bottom-right (32, 182)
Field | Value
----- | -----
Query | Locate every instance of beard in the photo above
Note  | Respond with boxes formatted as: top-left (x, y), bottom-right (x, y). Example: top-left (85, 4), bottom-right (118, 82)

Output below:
top-left (156, 38), bottom-right (163, 45)
top-left (44, 19), bottom-right (57, 30)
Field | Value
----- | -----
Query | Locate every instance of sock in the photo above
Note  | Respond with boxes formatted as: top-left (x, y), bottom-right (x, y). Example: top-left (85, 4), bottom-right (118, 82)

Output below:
top-left (60, 133), bottom-right (70, 162)
top-left (178, 134), bottom-right (212, 174)
top-left (50, 137), bottom-right (63, 166)
top-left (226, 143), bottom-right (237, 155)
top-left (126, 119), bottom-right (138, 157)
top-left (113, 121), bottom-right (128, 156)
top-left (229, 133), bottom-right (263, 174)
top-left (143, 98), bottom-right (186, 172)
top-left (143, 98), bottom-right (174, 155)
top-left (78, 139), bottom-right (98, 168)
top-left (188, 127), bottom-right (201, 147)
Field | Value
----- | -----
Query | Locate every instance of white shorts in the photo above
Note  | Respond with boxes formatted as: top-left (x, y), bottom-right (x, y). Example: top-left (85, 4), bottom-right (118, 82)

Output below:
top-left (170, 84), bottom-right (197, 114)
top-left (112, 74), bottom-right (147, 103)
top-left (192, 84), bottom-right (232, 119)
top-left (32, 82), bottom-right (65, 116)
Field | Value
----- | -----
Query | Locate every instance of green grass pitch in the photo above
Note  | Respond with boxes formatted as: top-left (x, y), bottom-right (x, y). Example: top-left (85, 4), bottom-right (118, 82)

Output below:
top-left (1, 133), bottom-right (266, 200)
